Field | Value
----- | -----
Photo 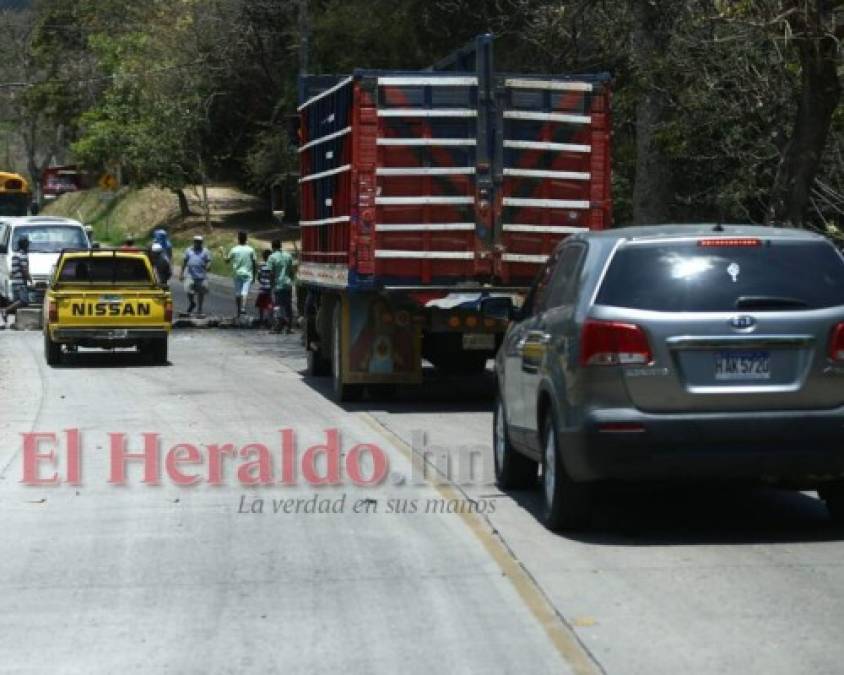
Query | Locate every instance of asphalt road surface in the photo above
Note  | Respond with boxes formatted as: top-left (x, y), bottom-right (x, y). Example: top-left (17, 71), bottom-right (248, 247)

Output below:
top-left (2, 325), bottom-right (844, 674)
top-left (169, 273), bottom-right (240, 320)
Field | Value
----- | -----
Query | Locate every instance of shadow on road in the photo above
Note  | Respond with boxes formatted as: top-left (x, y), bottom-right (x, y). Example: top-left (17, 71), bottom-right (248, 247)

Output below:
top-left (507, 482), bottom-right (843, 545)
top-left (298, 366), bottom-right (496, 415)
top-left (52, 350), bottom-right (170, 369)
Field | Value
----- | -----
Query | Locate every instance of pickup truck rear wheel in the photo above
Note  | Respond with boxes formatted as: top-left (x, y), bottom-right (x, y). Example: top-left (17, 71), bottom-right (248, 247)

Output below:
top-left (44, 332), bottom-right (62, 366)
top-left (143, 338), bottom-right (168, 365)
top-left (820, 482), bottom-right (844, 525)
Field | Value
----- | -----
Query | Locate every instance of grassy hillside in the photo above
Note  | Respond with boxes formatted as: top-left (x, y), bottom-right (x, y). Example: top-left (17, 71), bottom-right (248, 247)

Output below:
top-left (43, 186), bottom-right (297, 277)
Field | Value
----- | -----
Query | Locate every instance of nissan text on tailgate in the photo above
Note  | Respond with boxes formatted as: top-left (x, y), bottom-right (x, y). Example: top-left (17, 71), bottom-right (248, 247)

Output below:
top-left (43, 249), bottom-right (173, 365)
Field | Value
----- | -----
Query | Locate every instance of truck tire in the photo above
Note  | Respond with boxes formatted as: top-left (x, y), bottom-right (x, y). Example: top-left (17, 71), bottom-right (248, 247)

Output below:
top-left (44, 331), bottom-right (62, 366)
top-left (143, 338), bottom-right (169, 365)
top-left (541, 410), bottom-right (593, 531)
top-left (332, 303), bottom-right (362, 402)
top-left (307, 348), bottom-right (331, 377)
top-left (304, 319), bottom-right (331, 376)
top-left (493, 394), bottom-right (537, 489)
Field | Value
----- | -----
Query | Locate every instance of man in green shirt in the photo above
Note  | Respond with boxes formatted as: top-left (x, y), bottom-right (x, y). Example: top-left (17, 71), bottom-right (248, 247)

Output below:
top-left (223, 231), bottom-right (257, 317)
top-left (267, 239), bottom-right (294, 333)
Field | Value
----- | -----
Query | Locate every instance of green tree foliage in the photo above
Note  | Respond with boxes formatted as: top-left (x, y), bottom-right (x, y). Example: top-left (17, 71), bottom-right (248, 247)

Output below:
top-left (2, 0), bottom-right (840, 228)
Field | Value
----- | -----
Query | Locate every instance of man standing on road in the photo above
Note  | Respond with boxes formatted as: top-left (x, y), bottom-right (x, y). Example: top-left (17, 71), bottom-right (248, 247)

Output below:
top-left (223, 231), bottom-right (257, 318)
top-left (267, 239), bottom-right (294, 333)
top-left (180, 235), bottom-right (211, 316)
top-left (0, 234), bottom-right (31, 327)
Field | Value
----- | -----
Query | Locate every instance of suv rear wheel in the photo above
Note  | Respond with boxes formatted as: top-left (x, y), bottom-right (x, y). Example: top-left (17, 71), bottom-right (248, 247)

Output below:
top-left (542, 411), bottom-right (593, 531)
top-left (493, 395), bottom-right (537, 489)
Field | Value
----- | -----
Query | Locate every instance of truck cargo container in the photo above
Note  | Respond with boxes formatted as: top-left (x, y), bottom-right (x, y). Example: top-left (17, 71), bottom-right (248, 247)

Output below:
top-left (297, 35), bottom-right (611, 401)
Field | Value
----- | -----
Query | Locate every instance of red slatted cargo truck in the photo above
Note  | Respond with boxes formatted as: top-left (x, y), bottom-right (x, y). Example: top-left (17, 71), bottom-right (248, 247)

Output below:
top-left (297, 35), bottom-right (611, 401)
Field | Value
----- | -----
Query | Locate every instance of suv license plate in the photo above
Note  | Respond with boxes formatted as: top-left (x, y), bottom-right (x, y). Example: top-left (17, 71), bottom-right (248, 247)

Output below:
top-left (714, 351), bottom-right (770, 381)
top-left (462, 333), bottom-right (495, 351)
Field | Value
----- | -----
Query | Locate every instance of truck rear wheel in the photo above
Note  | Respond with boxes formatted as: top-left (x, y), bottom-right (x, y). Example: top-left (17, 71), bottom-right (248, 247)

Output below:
top-left (307, 349), bottom-right (331, 377)
top-left (305, 319), bottom-right (331, 376)
top-left (332, 303), bottom-right (362, 402)
top-left (44, 332), bottom-right (62, 366)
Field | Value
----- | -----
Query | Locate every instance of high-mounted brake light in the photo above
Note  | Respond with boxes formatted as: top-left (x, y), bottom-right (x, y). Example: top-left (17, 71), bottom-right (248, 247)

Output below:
top-left (828, 323), bottom-right (844, 362)
top-left (697, 238), bottom-right (761, 248)
top-left (580, 319), bottom-right (653, 367)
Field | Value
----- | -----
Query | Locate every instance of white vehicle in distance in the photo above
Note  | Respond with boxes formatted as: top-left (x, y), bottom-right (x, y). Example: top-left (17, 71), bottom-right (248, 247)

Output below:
top-left (0, 216), bottom-right (91, 305)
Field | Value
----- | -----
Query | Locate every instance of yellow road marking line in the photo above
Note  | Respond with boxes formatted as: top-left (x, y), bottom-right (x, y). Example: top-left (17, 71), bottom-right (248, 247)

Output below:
top-left (357, 411), bottom-right (603, 675)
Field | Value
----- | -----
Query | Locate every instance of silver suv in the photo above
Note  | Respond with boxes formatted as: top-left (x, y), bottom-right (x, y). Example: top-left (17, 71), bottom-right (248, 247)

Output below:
top-left (494, 225), bottom-right (844, 531)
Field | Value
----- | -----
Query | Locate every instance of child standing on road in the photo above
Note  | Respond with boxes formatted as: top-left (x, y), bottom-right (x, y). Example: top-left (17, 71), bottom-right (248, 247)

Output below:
top-left (255, 249), bottom-right (273, 326)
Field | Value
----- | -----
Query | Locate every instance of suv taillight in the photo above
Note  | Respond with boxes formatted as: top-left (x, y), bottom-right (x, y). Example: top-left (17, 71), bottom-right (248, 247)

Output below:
top-left (48, 299), bottom-right (58, 323)
top-left (580, 319), bottom-right (653, 367)
top-left (829, 323), bottom-right (844, 361)
top-left (164, 300), bottom-right (173, 323)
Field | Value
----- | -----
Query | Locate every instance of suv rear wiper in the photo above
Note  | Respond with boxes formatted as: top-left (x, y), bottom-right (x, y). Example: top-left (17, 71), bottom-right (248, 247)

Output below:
top-left (735, 295), bottom-right (809, 310)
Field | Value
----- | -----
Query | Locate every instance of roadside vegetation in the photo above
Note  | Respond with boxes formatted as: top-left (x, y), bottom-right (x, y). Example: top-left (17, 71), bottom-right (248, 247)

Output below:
top-left (0, 0), bottom-right (840, 230)
top-left (42, 185), bottom-right (288, 276)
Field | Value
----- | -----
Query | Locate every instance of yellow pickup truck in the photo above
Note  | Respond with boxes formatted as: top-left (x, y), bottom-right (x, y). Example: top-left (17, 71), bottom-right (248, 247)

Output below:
top-left (42, 249), bottom-right (172, 366)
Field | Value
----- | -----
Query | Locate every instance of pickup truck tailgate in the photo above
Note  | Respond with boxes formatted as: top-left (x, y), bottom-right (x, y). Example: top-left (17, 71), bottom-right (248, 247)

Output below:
top-left (51, 289), bottom-right (170, 327)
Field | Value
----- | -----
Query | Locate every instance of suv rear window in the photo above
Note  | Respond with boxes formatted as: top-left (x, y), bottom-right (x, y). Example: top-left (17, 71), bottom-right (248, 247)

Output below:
top-left (596, 238), bottom-right (844, 312)
top-left (58, 257), bottom-right (153, 284)
top-left (13, 225), bottom-right (88, 252)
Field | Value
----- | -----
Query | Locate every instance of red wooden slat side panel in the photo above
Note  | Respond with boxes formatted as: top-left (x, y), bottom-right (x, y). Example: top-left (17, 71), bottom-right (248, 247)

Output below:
top-left (497, 82), bottom-right (612, 285)
top-left (372, 79), bottom-right (480, 284)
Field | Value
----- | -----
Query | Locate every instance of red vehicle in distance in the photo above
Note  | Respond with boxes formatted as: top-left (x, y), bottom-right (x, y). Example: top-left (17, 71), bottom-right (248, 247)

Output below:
top-left (41, 165), bottom-right (83, 204)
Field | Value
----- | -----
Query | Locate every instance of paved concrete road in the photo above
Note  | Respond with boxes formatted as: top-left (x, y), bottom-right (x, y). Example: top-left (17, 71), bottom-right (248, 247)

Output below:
top-left (357, 376), bottom-right (844, 675)
top-left (4, 328), bottom-right (844, 674)
top-left (260, 333), bottom-right (844, 674)
top-left (0, 331), bottom-right (580, 675)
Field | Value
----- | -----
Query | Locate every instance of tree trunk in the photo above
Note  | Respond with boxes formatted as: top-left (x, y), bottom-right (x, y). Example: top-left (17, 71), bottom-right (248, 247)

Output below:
top-left (174, 188), bottom-right (191, 217)
top-left (768, 30), bottom-right (841, 227)
top-left (630, 0), bottom-right (678, 224)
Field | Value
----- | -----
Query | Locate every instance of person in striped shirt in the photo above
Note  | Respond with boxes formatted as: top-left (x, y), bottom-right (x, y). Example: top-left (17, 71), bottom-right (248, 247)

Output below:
top-left (1, 234), bottom-right (31, 326)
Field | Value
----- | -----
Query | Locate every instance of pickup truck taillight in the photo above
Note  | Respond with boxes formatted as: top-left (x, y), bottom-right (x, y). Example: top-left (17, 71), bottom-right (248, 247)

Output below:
top-left (47, 299), bottom-right (58, 323)
top-left (828, 323), bottom-right (844, 361)
top-left (580, 319), bottom-right (653, 367)
top-left (164, 300), bottom-right (173, 323)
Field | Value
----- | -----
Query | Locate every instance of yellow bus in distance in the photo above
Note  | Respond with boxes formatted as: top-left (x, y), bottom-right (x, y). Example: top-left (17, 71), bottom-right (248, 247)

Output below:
top-left (0, 171), bottom-right (32, 216)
